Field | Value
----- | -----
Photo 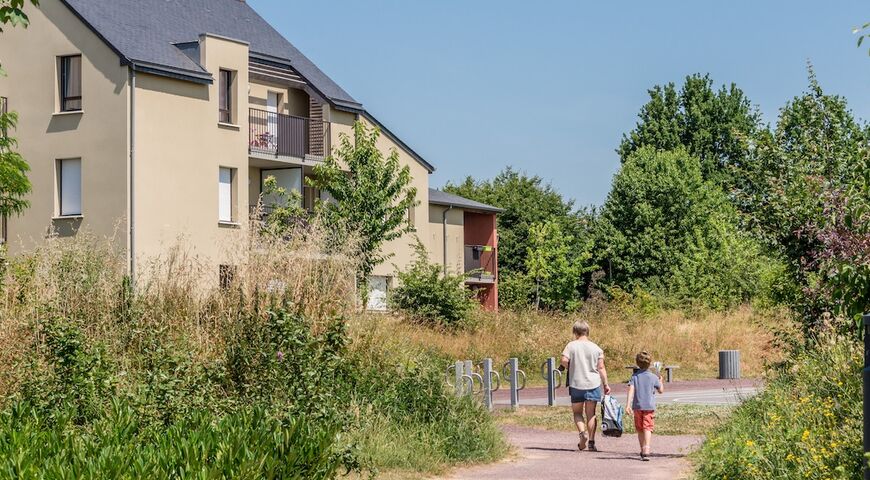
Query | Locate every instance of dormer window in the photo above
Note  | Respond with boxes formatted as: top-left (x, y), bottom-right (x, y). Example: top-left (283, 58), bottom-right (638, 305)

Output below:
top-left (59, 55), bottom-right (82, 112)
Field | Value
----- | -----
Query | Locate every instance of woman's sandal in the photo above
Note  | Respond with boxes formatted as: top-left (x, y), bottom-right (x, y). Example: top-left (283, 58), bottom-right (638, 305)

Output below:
top-left (577, 432), bottom-right (588, 451)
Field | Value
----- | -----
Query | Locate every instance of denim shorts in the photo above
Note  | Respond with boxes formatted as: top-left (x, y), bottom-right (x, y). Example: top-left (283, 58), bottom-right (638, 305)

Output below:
top-left (569, 386), bottom-right (603, 403)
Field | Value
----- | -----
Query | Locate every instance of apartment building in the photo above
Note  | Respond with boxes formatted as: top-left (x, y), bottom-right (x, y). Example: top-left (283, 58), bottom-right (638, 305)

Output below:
top-left (0, 0), bottom-right (500, 310)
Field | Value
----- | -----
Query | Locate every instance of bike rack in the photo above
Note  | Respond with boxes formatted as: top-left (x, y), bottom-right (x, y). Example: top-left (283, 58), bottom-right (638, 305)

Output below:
top-left (446, 360), bottom-right (483, 397)
top-left (540, 357), bottom-right (563, 407)
top-left (478, 358), bottom-right (501, 411)
top-left (502, 357), bottom-right (526, 409)
top-left (445, 360), bottom-right (465, 397)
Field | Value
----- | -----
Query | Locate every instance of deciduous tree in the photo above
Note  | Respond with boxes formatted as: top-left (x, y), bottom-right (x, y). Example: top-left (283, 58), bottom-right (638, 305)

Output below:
top-left (618, 73), bottom-right (760, 189)
top-left (310, 122), bottom-right (417, 285)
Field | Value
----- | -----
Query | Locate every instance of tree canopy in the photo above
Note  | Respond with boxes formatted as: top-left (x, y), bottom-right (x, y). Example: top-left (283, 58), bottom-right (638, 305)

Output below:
top-left (310, 122), bottom-right (417, 284)
top-left (618, 73), bottom-right (761, 188)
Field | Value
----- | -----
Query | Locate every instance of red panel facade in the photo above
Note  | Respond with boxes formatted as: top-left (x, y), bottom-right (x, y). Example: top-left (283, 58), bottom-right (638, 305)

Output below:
top-left (464, 212), bottom-right (499, 311)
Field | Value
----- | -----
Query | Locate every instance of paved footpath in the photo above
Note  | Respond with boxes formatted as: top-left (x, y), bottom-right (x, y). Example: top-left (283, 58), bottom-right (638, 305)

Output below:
top-left (493, 378), bottom-right (760, 407)
top-left (442, 426), bottom-right (701, 480)
top-left (439, 380), bottom-right (759, 480)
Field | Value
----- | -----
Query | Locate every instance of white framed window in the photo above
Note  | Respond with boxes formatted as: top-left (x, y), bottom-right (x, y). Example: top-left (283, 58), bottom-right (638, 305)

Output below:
top-left (57, 158), bottom-right (82, 216)
top-left (366, 275), bottom-right (390, 311)
top-left (260, 168), bottom-right (302, 208)
top-left (58, 55), bottom-right (82, 112)
top-left (219, 167), bottom-right (235, 222)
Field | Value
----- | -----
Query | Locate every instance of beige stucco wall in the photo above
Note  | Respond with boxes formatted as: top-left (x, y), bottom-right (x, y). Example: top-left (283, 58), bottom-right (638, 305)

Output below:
top-left (427, 205), bottom-right (464, 275)
top-left (133, 34), bottom-right (249, 276)
top-left (248, 82), bottom-right (310, 118)
top-left (327, 107), bottom-right (432, 278)
top-left (0, 0), bottom-right (129, 253)
top-left (0, 1), bottom-right (437, 287)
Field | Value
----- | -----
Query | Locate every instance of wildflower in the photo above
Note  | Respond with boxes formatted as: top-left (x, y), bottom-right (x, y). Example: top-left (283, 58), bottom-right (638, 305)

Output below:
top-left (801, 430), bottom-right (810, 442)
top-left (276, 351), bottom-right (284, 361)
top-left (745, 440), bottom-right (755, 447)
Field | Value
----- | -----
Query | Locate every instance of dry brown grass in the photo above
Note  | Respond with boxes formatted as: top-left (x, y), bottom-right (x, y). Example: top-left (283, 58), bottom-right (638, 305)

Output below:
top-left (351, 300), bottom-right (780, 383)
top-left (0, 217), bottom-right (360, 400)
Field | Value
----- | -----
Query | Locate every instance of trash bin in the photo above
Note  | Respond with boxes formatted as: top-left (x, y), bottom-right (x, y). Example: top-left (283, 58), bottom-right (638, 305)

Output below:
top-left (718, 350), bottom-right (740, 379)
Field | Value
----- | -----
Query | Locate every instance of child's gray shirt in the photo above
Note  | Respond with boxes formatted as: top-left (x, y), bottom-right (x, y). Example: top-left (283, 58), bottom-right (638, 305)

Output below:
top-left (629, 370), bottom-right (661, 411)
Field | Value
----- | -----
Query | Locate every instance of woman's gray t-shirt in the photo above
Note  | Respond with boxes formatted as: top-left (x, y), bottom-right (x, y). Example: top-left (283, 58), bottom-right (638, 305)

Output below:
top-left (629, 370), bottom-right (662, 411)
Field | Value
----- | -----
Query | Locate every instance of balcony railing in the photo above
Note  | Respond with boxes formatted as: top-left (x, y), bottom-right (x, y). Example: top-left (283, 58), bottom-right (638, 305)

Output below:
top-left (465, 245), bottom-right (496, 283)
top-left (249, 108), bottom-right (331, 160)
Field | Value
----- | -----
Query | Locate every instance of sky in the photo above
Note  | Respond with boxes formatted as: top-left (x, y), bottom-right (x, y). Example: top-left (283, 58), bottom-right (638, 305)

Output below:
top-left (249, 0), bottom-right (870, 207)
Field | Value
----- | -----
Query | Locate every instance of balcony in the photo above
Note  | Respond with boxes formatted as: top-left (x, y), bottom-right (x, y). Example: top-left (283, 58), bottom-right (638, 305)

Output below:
top-left (249, 108), bottom-right (331, 161)
top-left (465, 245), bottom-right (496, 284)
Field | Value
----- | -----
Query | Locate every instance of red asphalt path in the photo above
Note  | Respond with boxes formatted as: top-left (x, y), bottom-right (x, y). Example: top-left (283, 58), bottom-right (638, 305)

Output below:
top-left (440, 425), bottom-right (701, 480)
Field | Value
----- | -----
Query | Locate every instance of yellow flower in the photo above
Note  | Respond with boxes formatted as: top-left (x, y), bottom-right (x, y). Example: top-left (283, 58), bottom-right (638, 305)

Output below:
top-left (745, 440), bottom-right (755, 447)
top-left (802, 430), bottom-right (810, 442)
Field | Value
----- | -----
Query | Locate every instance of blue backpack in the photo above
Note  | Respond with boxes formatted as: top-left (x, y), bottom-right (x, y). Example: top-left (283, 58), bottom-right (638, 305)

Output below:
top-left (601, 394), bottom-right (624, 437)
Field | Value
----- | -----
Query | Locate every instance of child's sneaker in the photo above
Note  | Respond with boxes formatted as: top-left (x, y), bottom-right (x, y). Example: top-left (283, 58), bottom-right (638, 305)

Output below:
top-left (587, 440), bottom-right (597, 452)
top-left (577, 432), bottom-right (588, 451)
top-left (640, 452), bottom-right (650, 461)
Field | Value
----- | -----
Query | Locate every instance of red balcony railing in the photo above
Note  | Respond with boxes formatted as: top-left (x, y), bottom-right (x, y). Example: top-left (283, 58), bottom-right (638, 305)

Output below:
top-left (249, 108), bottom-right (330, 160)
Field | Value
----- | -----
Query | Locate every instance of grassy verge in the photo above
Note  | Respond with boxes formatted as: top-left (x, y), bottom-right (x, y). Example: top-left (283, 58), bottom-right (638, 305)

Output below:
top-left (0, 232), bottom-right (507, 479)
top-left (495, 404), bottom-right (733, 436)
top-left (692, 327), bottom-right (862, 480)
top-left (352, 302), bottom-right (779, 386)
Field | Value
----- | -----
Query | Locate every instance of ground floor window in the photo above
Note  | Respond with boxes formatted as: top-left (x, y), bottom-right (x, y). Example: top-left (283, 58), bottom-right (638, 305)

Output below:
top-left (366, 275), bottom-right (390, 311)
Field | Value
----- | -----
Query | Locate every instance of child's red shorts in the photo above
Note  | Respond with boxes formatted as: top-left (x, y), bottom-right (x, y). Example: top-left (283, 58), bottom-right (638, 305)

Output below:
top-left (633, 410), bottom-right (655, 431)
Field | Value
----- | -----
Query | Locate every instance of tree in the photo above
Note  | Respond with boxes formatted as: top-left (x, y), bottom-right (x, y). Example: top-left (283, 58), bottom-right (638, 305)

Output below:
top-left (389, 241), bottom-right (476, 328)
top-left (309, 121), bottom-right (417, 285)
top-left (445, 168), bottom-right (595, 309)
top-left (444, 167), bottom-right (579, 277)
top-left (735, 70), bottom-right (868, 313)
top-left (255, 174), bottom-right (306, 237)
top-left (596, 146), bottom-right (768, 305)
top-left (618, 74), bottom-right (761, 188)
top-left (855, 21), bottom-right (870, 55)
top-left (0, 0), bottom-right (38, 217)
top-left (806, 155), bottom-right (870, 326)
top-left (526, 219), bottom-right (594, 311)
top-left (0, 111), bottom-right (30, 216)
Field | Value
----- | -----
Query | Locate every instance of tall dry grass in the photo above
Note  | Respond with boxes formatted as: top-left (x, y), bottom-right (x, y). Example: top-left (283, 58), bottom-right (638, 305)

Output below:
top-left (0, 216), bottom-right (360, 401)
top-left (351, 300), bottom-right (780, 382)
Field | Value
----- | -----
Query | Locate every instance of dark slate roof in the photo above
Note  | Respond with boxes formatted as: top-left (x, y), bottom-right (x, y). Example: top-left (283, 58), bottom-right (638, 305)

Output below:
top-left (60, 0), bottom-right (436, 172)
top-left (428, 189), bottom-right (503, 213)
top-left (61, 0), bottom-right (360, 108)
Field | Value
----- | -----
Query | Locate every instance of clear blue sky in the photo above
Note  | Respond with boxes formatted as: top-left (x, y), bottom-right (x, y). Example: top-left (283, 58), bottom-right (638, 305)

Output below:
top-left (249, 0), bottom-right (870, 207)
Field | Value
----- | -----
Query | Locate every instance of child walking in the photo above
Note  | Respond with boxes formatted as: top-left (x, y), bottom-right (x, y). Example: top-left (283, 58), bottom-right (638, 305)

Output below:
top-left (625, 351), bottom-right (663, 461)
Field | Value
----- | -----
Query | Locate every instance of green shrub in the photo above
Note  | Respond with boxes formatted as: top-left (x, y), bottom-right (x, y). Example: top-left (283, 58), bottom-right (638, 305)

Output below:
top-left (390, 242), bottom-right (476, 328)
top-left (347, 326), bottom-right (508, 472)
top-left (0, 400), bottom-right (351, 480)
top-left (695, 326), bottom-right (862, 479)
top-left (0, 236), bottom-right (506, 477)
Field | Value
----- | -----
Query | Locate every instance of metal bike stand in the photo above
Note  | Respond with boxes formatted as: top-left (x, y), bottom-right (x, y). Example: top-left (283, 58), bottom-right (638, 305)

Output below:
top-left (480, 358), bottom-right (501, 411)
top-left (540, 357), bottom-right (562, 407)
top-left (502, 357), bottom-right (527, 409)
top-left (445, 360), bottom-right (465, 397)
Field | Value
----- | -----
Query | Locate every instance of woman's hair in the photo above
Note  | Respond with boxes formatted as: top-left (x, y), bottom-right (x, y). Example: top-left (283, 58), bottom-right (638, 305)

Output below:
top-left (635, 351), bottom-right (652, 369)
top-left (572, 321), bottom-right (590, 337)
